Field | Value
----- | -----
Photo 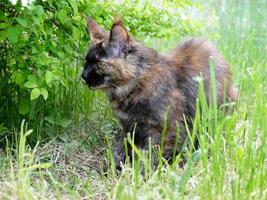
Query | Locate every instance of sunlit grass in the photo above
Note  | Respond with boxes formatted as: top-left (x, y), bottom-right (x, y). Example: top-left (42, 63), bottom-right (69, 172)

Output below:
top-left (1, 0), bottom-right (267, 199)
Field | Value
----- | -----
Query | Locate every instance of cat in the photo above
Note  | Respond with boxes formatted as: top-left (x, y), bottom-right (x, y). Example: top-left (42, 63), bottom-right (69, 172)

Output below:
top-left (82, 17), bottom-right (236, 170)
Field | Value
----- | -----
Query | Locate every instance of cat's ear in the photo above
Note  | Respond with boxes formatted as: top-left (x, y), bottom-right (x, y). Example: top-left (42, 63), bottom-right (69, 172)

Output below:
top-left (109, 17), bottom-right (129, 54)
top-left (87, 17), bottom-right (108, 43)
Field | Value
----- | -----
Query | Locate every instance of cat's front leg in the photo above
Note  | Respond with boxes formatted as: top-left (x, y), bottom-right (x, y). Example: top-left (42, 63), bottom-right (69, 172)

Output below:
top-left (101, 132), bottom-right (127, 174)
top-left (113, 139), bottom-right (126, 170)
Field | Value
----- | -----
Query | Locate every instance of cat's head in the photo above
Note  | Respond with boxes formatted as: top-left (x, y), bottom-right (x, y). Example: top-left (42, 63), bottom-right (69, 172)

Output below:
top-left (82, 17), bottom-right (155, 90)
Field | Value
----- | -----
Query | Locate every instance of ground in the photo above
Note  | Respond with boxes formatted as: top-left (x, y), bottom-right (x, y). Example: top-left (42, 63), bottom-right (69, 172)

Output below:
top-left (0, 0), bottom-right (267, 199)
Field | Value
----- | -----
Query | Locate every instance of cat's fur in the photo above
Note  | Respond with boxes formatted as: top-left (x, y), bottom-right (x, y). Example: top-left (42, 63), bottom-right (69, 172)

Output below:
top-left (82, 17), bottom-right (236, 169)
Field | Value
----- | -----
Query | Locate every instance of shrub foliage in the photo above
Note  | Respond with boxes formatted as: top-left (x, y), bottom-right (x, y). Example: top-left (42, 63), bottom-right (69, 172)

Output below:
top-left (0, 0), bottom-right (201, 142)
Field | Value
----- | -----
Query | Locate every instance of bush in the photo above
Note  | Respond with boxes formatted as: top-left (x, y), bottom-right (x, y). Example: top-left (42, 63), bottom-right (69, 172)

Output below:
top-left (0, 0), bottom-right (202, 144)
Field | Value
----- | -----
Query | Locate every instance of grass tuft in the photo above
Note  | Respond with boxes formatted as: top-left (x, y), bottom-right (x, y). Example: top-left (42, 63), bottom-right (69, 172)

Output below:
top-left (1, 0), bottom-right (267, 199)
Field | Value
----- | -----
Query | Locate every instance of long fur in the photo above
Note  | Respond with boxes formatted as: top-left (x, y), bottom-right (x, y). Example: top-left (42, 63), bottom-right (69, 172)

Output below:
top-left (83, 18), bottom-right (236, 168)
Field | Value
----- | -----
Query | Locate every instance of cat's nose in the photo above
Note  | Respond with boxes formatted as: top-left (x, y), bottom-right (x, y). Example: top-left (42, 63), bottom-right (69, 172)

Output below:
top-left (82, 68), bottom-right (90, 80)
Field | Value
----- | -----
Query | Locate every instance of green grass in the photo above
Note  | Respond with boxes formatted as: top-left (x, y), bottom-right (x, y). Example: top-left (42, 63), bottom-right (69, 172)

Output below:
top-left (1, 0), bottom-right (267, 199)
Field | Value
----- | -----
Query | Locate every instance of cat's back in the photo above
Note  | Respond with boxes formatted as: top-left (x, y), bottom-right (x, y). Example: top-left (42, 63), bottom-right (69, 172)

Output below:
top-left (171, 38), bottom-right (228, 72)
top-left (170, 37), bottom-right (236, 103)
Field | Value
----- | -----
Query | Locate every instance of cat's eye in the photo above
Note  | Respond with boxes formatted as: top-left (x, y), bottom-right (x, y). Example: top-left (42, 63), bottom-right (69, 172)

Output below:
top-left (97, 61), bottom-right (105, 69)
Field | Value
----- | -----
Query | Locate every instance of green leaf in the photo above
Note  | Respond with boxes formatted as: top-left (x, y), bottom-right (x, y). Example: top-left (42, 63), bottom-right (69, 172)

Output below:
top-left (11, 71), bottom-right (25, 85)
top-left (40, 87), bottom-right (48, 100)
top-left (32, 47), bottom-right (38, 54)
top-left (44, 114), bottom-right (71, 128)
top-left (19, 98), bottom-right (30, 115)
top-left (24, 80), bottom-right (38, 88)
top-left (38, 53), bottom-right (50, 65)
top-left (16, 17), bottom-right (28, 27)
top-left (58, 9), bottom-right (68, 24)
top-left (59, 78), bottom-right (69, 89)
top-left (7, 27), bottom-right (19, 43)
top-left (0, 30), bottom-right (7, 40)
top-left (27, 75), bottom-right (37, 82)
top-left (34, 5), bottom-right (44, 16)
top-left (191, 149), bottom-right (202, 162)
top-left (58, 118), bottom-right (72, 128)
top-left (57, 134), bottom-right (68, 142)
top-left (68, 0), bottom-right (78, 14)
top-left (56, 51), bottom-right (65, 59)
top-left (45, 71), bottom-right (53, 84)
top-left (72, 15), bottom-right (81, 22)
top-left (44, 114), bottom-right (56, 125)
top-left (16, 74), bottom-right (24, 85)
top-left (72, 26), bottom-right (80, 40)
top-left (30, 88), bottom-right (40, 100)
top-left (0, 22), bottom-right (9, 29)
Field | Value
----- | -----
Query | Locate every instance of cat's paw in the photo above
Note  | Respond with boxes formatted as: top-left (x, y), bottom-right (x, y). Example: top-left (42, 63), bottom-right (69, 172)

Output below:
top-left (113, 147), bottom-right (126, 170)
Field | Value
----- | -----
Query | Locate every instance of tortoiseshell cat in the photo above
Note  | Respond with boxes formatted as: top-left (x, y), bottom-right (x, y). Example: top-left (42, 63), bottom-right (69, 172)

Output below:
top-left (82, 17), bottom-right (236, 169)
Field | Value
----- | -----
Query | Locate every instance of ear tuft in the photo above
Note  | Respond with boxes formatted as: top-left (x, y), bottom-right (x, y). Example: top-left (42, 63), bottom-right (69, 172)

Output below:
top-left (109, 17), bottom-right (129, 54)
top-left (113, 15), bottom-right (123, 26)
